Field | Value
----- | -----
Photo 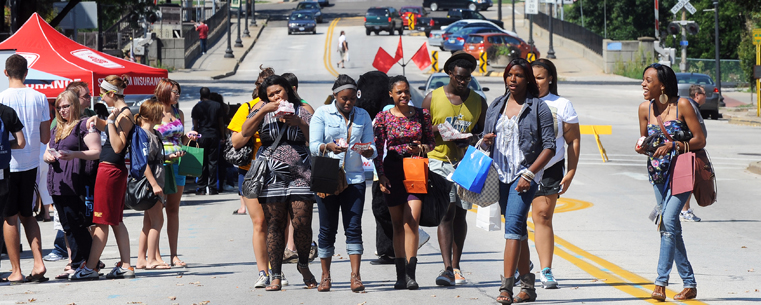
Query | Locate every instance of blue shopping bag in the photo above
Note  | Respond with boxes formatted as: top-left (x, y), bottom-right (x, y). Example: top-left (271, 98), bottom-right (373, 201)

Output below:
top-left (451, 146), bottom-right (493, 193)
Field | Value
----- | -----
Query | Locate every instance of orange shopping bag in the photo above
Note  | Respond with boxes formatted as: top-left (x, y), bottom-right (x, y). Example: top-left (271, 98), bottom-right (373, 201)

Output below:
top-left (403, 157), bottom-right (429, 194)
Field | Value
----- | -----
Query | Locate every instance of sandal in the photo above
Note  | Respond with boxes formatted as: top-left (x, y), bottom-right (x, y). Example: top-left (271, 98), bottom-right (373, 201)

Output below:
top-left (266, 274), bottom-right (282, 291)
top-left (24, 273), bottom-right (49, 283)
top-left (296, 263), bottom-right (317, 289)
top-left (497, 275), bottom-right (515, 304)
top-left (350, 272), bottom-right (364, 292)
top-left (317, 275), bottom-right (331, 292)
top-left (171, 258), bottom-right (187, 267)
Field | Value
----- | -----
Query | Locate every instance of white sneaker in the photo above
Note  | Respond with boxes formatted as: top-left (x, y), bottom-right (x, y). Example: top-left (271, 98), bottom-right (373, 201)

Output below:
top-left (105, 262), bottom-right (135, 279)
top-left (540, 267), bottom-right (558, 289)
top-left (254, 271), bottom-right (269, 288)
top-left (680, 209), bottom-right (701, 222)
top-left (281, 272), bottom-right (289, 286)
top-left (70, 265), bottom-right (99, 281)
top-left (418, 228), bottom-right (430, 249)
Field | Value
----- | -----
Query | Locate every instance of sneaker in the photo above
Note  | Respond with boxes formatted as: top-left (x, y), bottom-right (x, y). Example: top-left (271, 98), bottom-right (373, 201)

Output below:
top-left (453, 268), bottom-right (466, 285)
top-left (418, 228), bottom-right (430, 249)
top-left (514, 260), bottom-right (534, 286)
top-left (70, 265), bottom-right (99, 281)
top-left (283, 248), bottom-right (299, 264)
top-left (254, 270), bottom-right (269, 288)
top-left (540, 267), bottom-right (558, 289)
top-left (281, 272), bottom-right (289, 286)
top-left (680, 209), bottom-right (701, 222)
top-left (105, 262), bottom-right (135, 279)
top-left (43, 252), bottom-right (66, 262)
top-left (435, 269), bottom-right (455, 286)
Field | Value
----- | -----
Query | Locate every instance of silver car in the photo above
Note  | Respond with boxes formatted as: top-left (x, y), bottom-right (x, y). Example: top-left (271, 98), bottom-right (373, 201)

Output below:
top-left (428, 29), bottom-right (446, 49)
top-left (675, 73), bottom-right (721, 120)
top-left (418, 72), bottom-right (489, 101)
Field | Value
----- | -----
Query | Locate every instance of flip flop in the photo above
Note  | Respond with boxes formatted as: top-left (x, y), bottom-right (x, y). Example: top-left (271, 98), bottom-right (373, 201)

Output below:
top-left (232, 210), bottom-right (247, 215)
top-left (171, 259), bottom-right (187, 267)
top-left (55, 271), bottom-right (73, 280)
top-left (25, 273), bottom-right (49, 283)
top-left (145, 264), bottom-right (172, 270)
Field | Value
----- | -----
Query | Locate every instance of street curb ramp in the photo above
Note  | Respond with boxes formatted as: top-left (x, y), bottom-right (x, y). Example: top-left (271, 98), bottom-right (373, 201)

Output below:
top-left (211, 19), bottom-right (268, 80)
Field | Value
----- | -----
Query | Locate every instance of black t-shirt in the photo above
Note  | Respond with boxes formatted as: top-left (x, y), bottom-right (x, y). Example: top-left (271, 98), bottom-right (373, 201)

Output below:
top-left (191, 99), bottom-right (223, 139)
top-left (0, 103), bottom-right (24, 143)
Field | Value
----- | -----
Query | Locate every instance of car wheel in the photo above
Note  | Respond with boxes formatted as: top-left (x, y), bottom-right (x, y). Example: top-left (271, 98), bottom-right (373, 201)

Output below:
top-left (439, 46), bottom-right (445, 51)
top-left (288, 30), bottom-right (292, 35)
top-left (398, 26), bottom-right (404, 35)
top-left (430, 2), bottom-right (439, 11)
top-left (468, 3), bottom-right (477, 11)
top-left (709, 110), bottom-right (720, 120)
top-left (374, 31), bottom-right (380, 35)
top-left (313, 30), bottom-right (317, 34)
top-left (366, 28), bottom-right (371, 36)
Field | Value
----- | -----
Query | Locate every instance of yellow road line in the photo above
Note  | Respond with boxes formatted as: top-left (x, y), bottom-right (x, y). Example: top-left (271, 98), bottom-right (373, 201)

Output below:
top-left (323, 18), bottom-right (340, 77)
top-left (470, 198), bottom-right (707, 304)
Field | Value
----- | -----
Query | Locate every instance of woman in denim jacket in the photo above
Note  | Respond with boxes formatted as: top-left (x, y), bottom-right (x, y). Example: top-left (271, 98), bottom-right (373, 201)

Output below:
top-left (480, 58), bottom-right (556, 304)
top-left (309, 75), bottom-right (377, 292)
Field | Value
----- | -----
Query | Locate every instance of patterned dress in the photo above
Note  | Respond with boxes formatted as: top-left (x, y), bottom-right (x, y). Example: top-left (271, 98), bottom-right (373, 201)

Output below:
top-left (646, 120), bottom-right (688, 184)
top-left (253, 102), bottom-right (314, 203)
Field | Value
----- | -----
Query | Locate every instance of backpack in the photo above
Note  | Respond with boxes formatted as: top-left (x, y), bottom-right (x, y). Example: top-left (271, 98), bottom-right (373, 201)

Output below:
top-left (0, 116), bottom-right (10, 169)
top-left (129, 126), bottom-right (151, 179)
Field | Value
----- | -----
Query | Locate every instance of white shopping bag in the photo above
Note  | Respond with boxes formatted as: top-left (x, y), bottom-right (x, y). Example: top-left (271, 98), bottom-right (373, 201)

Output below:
top-left (476, 205), bottom-right (501, 231)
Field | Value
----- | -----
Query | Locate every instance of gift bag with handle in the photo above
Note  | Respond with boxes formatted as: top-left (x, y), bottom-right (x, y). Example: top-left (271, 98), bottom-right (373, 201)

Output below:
top-left (451, 145), bottom-right (493, 193)
top-left (403, 156), bottom-right (429, 194)
top-left (178, 141), bottom-right (203, 177)
top-left (476, 205), bottom-right (501, 231)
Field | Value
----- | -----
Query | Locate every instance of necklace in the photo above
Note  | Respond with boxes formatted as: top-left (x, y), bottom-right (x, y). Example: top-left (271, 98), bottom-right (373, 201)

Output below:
top-left (394, 106), bottom-right (413, 117)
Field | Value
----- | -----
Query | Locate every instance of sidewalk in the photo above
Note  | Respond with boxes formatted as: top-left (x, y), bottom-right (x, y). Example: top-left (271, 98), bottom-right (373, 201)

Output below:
top-left (169, 18), bottom-right (268, 81)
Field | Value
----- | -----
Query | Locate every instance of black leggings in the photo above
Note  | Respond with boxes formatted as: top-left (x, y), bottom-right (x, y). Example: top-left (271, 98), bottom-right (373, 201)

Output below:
top-left (52, 195), bottom-right (93, 268)
top-left (262, 200), bottom-right (314, 276)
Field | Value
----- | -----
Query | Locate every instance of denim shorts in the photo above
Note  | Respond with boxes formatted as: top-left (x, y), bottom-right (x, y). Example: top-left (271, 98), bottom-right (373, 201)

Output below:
top-left (171, 163), bottom-right (186, 186)
top-left (499, 178), bottom-right (538, 240)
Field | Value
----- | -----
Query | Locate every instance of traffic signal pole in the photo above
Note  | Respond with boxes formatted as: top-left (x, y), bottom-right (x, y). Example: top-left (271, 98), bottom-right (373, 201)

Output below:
top-left (680, 9), bottom-right (687, 72)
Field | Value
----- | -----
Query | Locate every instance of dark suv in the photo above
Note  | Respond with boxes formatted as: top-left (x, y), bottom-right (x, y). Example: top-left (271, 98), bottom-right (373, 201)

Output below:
top-left (364, 7), bottom-right (404, 35)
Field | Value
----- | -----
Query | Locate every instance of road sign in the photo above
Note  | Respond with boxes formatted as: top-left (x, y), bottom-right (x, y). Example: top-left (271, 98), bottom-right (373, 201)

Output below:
top-left (431, 51), bottom-right (439, 72)
top-left (527, 52), bottom-right (537, 63)
top-left (754, 65), bottom-right (761, 79)
top-left (479, 52), bottom-right (487, 74)
top-left (754, 29), bottom-right (761, 45)
top-left (684, 2), bottom-right (696, 14)
top-left (525, 0), bottom-right (539, 15)
top-left (670, 0), bottom-right (689, 15)
top-left (680, 40), bottom-right (689, 46)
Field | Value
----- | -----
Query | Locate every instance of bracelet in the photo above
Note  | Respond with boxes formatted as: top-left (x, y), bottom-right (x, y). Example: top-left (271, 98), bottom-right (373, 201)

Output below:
top-left (520, 169), bottom-right (535, 180)
top-left (106, 120), bottom-right (115, 125)
top-left (521, 175), bottom-right (532, 182)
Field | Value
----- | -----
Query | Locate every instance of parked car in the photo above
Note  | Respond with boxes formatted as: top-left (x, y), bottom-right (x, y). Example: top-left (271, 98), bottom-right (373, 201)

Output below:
top-left (432, 20), bottom-right (516, 50)
top-left (418, 8), bottom-right (501, 37)
top-left (428, 29), bottom-right (448, 49)
top-left (423, 0), bottom-right (492, 12)
top-left (442, 27), bottom-right (504, 52)
top-left (462, 33), bottom-right (540, 61)
top-left (287, 11), bottom-right (317, 35)
top-left (295, 1), bottom-right (323, 23)
top-left (675, 72), bottom-right (722, 119)
top-left (418, 72), bottom-right (489, 101)
top-left (364, 7), bottom-right (404, 35)
top-left (400, 6), bottom-right (426, 29)
top-left (316, 0), bottom-right (329, 7)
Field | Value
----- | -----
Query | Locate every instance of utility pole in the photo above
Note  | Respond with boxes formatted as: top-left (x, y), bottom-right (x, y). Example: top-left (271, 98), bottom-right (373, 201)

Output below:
top-left (713, 1), bottom-right (722, 97)
top-left (604, 0), bottom-right (607, 39)
top-left (224, 2), bottom-right (234, 58)
top-left (580, 0), bottom-right (584, 27)
top-left (680, 9), bottom-right (687, 72)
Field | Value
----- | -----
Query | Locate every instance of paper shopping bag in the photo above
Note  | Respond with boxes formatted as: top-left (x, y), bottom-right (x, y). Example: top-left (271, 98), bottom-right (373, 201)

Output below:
top-left (403, 157), bottom-right (429, 194)
top-left (451, 146), bottom-right (493, 193)
top-left (178, 142), bottom-right (203, 177)
top-left (476, 205), bottom-right (501, 231)
top-left (670, 152), bottom-right (695, 195)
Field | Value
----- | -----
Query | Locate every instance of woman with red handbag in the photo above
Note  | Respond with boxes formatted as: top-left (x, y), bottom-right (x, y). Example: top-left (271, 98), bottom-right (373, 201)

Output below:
top-left (373, 75), bottom-right (435, 290)
top-left (635, 64), bottom-right (705, 301)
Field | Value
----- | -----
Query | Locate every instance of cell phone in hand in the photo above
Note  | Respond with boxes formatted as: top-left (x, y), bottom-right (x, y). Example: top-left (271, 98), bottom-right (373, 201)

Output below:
top-left (409, 143), bottom-right (419, 147)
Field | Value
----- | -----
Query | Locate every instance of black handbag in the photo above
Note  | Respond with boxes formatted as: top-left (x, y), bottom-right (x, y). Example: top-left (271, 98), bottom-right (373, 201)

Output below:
top-left (124, 130), bottom-right (163, 211)
top-left (242, 122), bottom-right (287, 199)
top-left (419, 171), bottom-right (453, 227)
top-left (223, 103), bottom-right (256, 167)
top-left (311, 112), bottom-right (353, 197)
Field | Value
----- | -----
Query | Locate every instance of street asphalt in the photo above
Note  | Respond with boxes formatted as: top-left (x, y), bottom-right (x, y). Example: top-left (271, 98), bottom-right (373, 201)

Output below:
top-left (1, 1), bottom-right (760, 304)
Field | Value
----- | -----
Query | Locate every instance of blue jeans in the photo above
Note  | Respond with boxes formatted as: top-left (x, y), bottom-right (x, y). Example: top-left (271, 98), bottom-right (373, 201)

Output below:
top-left (653, 183), bottom-right (696, 288)
top-left (200, 39), bottom-right (207, 53)
top-left (499, 179), bottom-right (538, 240)
top-left (316, 183), bottom-right (365, 258)
top-left (52, 230), bottom-right (67, 257)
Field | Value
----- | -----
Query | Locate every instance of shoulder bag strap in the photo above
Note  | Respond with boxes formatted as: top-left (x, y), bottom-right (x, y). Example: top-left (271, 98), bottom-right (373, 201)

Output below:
top-left (342, 112), bottom-right (355, 169)
top-left (656, 116), bottom-right (675, 142)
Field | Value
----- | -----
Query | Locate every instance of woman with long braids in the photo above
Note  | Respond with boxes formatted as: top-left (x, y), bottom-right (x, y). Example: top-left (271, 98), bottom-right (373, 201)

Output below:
top-left (636, 63), bottom-right (703, 301)
top-left (373, 75), bottom-right (435, 290)
top-left (481, 58), bottom-right (556, 304)
top-left (240, 75), bottom-right (315, 291)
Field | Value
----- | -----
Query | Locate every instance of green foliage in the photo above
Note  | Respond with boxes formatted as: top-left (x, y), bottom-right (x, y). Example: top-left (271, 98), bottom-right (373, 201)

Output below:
top-left (612, 46), bottom-right (655, 79)
top-left (486, 44), bottom-right (522, 62)
top-left (150, 60), bottom-right (174, 73)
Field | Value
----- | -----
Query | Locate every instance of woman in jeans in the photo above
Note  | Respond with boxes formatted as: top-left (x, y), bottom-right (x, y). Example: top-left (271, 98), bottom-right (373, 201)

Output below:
top-left (481, 58), bottom-right (555, 304)
top-left (43, 90), bottom-right (102, 277)
top-left (309, 75), bottom-right (377, 292)
top-left (515, 59), bottom-right (580, 291)
top-left (636, 63), bottom-right (704, 301)
top-left (374, 75), bottom-right (435, 290)
top-left (241, 75), bottom-right (315, 291)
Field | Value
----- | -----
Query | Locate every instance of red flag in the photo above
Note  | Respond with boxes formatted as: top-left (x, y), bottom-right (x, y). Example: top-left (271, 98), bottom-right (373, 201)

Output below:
top-left (394, 36), bottom-right (403, 61)
top-left (410, 43), bottom-right (432, 71)
top-left (372, 47), bottom-right (397, 74)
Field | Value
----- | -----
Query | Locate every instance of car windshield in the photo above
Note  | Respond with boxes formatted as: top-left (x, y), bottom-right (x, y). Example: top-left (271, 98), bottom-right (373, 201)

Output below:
top-left (464, 23), bottom-right (496, 30)
top-left (367, 9), bottom-right (389, 17)
top-left (290, 13), bottom-right (313, 20)
top-left (676, 74), bottom-right (714, 85)
top-left (445, 21), bottom-right (469, 33)
top-left (428, 75), bottom-right (482, 91)
top-left (297, 3), bottom-right (318, 9)
top-left (461, 11), bottom-right (486, 20)
top-left (401, 8), bottom-right (420, 14)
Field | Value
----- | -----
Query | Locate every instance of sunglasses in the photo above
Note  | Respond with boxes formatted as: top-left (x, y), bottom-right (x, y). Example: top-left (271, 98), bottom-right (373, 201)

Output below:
top-left (56, 104), bottom-right (71, 111)
top-left (99, 91), bottom-right (114, 98)
top-left (172, 90), bottom-right (180, 95)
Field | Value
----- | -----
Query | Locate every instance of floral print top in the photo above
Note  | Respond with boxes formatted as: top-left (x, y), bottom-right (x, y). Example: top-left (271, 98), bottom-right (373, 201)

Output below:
top-left (646, 119), bottom-right (688, 184)
top-left (154, 107), bottom-right (184, 163)
top-left (373, 108), bottom-right (435, 176)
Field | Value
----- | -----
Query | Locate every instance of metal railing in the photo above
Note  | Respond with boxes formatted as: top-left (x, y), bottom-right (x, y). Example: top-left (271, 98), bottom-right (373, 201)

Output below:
top-left (674, 58), bottom-right (748, 86)
top-left (184, 2), bottom-right (228, 52)
top-left (529, 12), bottom-right (603, 56)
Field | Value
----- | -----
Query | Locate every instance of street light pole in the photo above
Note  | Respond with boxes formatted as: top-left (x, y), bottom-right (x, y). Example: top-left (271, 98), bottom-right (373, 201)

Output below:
top-left (224, 2), bottom-right (234, 58)
top-left (498, 0), bottom-right (502, 22)
top-left (511, 0), bottom-right (515, 33)
top-left (547, 3), bottom-right (556, 59)
top-left (243, 0), bottom-right (250, 37)
top-left (713, 1), bottom-right (722, 97)
top-left (235, 4), bottom-right (243, 47)
top-left (251, 0), bottom-right (257, 26)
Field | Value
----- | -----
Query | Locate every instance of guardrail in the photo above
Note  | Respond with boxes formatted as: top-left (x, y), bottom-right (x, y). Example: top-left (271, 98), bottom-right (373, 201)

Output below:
top-left (529, 12), bottom-right (603, 56)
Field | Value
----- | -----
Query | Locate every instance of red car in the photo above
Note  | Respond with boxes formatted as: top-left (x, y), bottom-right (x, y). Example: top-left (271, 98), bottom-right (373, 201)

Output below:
top-left (462, 33), bottom-right (540, 61)
top-left (400, 6), bottom-right (425, 29)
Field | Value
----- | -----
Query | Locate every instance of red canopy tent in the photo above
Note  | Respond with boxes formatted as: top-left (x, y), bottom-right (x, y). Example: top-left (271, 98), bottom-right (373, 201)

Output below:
top-left (0, 13), bottom-right (168, 99)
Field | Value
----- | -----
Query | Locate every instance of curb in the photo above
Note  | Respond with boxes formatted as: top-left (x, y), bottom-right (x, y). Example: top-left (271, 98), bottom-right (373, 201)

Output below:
top-left (748, 161), bottom-right (761, 175)
top-left (211, 21), bottom-right (268, 80)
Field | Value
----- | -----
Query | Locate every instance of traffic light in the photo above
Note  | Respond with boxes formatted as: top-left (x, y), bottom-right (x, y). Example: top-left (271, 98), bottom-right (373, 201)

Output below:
top-left (147, 12), bottom-right (158, 23)
top-left (686, 22), bottom-right (699, 35)
top-left (667, 22), bottom-right (680, 35)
